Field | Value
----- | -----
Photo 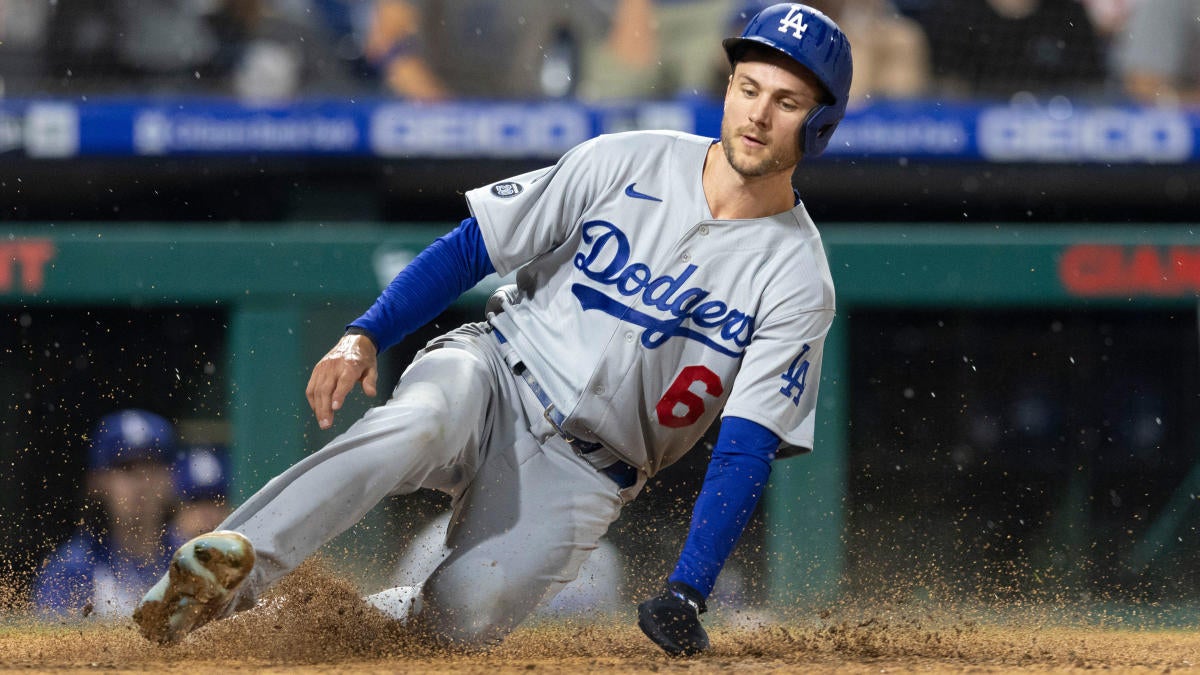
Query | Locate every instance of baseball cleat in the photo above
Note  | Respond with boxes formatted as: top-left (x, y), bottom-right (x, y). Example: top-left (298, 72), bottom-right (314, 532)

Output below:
top-left (133, 530), bottom-right (255, 645)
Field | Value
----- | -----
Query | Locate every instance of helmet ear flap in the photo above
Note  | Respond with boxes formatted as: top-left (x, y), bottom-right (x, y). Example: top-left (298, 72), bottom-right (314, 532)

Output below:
top-left (801, 102), bottom-right (844, 157)
top-left (799, 104), bottom-right (821, 156)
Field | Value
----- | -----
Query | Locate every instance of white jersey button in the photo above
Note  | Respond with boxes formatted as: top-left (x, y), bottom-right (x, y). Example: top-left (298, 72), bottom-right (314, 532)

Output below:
top-left (698, 225), bottom-right (709, 236)
top-left (625, 332), bottom-right (634, 343)
top-left (681, 251), bottom-right (691, 262)
top-left (593, 384), bottom-right (605, 395)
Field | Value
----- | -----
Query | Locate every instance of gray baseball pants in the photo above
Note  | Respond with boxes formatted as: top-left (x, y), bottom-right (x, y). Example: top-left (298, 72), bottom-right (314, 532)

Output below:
top-left (219, 322), bottom-right (642, 645)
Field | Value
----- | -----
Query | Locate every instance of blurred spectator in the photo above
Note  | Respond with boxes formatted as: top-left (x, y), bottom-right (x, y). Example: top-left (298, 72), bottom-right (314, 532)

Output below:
top-left (1078, 0), bottom-right (1142, 93)
top-left (170, 445), bottom-right (233, 541)
top-left (0, 0), bottom-right (53, 96)
top-left (110, 0), bottom-right (221, 84)
top-left (221, 0), bottom-right (360, 101)
top-left (577, 0), bottom-right (735, 101)
top-left (364, 0), bottom-right (596, 100)
top-left (43, 0), bottom-right (353, 100)
top-left (42, 0), bottom-right (117, 91)
top-left (306, 0), bottom-right (381, 83)
top-left (732, 0), bottom-right (931, 105)
top-left (1079, 0), bottom-right (1141, 38)
top-left (914, 0), bottom-right (1106, 101)
top-left (1116, 0), bottom-right (1200, 106)
top-left (33, 410), bottom-right (183, 620)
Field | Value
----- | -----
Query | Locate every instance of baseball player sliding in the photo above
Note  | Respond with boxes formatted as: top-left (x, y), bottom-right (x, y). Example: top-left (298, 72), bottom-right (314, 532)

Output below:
top-left (133, 3), bottom-right (853, 657)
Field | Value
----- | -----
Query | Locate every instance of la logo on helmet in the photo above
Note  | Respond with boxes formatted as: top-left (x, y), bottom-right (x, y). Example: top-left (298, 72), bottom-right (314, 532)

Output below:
top-left (777, 6), bottom-right (810, 39)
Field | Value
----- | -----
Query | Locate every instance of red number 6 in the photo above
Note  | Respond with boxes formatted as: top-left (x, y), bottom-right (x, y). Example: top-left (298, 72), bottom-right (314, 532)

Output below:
top-left (655, 365), bottom-right (723, 428)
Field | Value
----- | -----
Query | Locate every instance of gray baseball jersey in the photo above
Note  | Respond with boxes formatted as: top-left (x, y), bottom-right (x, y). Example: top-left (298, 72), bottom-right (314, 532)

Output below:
top-left (469, 130), bottom-right (834, 476)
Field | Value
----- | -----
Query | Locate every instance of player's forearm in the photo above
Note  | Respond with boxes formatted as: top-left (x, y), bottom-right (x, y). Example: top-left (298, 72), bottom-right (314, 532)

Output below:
top-left (349, 217), bottom-right (495, 353)
top-left (669, 416), bottom-right (777, 598)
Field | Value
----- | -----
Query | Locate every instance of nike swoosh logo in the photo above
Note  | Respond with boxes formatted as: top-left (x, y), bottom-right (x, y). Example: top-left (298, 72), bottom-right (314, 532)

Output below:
top-left (624, 183), bottom-right (663, 203)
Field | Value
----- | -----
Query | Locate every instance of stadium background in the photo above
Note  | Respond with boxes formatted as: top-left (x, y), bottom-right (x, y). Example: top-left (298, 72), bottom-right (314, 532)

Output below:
top-left (2, 0), bottom-right (1199, 633)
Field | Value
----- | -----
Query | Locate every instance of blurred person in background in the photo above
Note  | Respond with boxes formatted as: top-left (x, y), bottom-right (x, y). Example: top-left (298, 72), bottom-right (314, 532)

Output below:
top-left (44, 0), bottom-right (352, 100)
top-left (0, 0), bottom-right (53, 96)
top-left (731, 0), bottom-right (930, 105)
top-left (33, 410), bottom-right (183, 620)
top-left (1077, 0), bottom-right (1142, 94)
top-left (171, 445), bottom-right (233, 542)
top-left (575, 0), bottom-right (736, 101)
top-left (1079, 0), bottom-right (1141, 40)
top-left (912, 0), bottom-right (1106, 100)
top-left (1116, 0), bottom-right (1200, 106)
top-left (216, 0), bottom-right (357, 101)
top-left (364, 0), bottom-right (596, 99)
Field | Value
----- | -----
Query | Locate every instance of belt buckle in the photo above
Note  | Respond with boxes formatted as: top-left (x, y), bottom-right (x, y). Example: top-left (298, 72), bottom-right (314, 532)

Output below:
top-left (561, 433), bottom-right (593, 455)
top-left (570, 437), bottom-right (601, 453)
top-left (542, 403), bottom-right (559, 429)
top-left (545, 405), bottom-right (597, 454)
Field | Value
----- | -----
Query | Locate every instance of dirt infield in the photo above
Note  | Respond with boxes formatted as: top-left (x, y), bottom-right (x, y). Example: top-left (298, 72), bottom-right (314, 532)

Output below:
top-left (3, 563), bottom-right (1198, 674)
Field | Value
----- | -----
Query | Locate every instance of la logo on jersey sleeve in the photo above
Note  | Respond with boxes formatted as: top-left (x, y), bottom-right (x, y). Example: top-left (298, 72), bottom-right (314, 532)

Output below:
top-left (778, 343), bottom-right (812, 406)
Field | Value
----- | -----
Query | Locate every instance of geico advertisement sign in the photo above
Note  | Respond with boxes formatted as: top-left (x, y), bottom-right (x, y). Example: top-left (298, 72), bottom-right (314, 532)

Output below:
top-left (23, 104), bottom-right (80, 158)
top-left (979, 108), bottom-right (1193, 163)
top-left (370, 103), bottom-right (590, 157)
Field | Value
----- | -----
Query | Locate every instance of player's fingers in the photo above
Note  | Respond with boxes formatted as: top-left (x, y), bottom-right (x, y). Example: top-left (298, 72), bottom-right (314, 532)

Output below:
top-left (329, 364), bottom-right (363, 414)
top-left (307, 360), bottom-right (344, 430)
top-left (305, 363), bottom-right (328, 417)
top-left (361, 364), bottom-right (379, 398)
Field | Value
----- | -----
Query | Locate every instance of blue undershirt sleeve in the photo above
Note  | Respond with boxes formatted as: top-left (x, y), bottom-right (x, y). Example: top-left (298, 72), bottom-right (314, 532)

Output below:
top-left (669, 416), bottom-right (778, 598)
top-left (348, 217), bottom-right (496, 353)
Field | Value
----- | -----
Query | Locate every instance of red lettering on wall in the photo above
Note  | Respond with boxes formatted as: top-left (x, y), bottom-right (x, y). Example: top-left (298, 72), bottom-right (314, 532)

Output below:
top-left (0, 240), bottom-right (56, 293)
top-left (1060, 244), bottom-right (1200, 297)
top-left (1172, 247), bottom-right (1200, 290)
top-left (1059, 245), bottom-right (1123, 295)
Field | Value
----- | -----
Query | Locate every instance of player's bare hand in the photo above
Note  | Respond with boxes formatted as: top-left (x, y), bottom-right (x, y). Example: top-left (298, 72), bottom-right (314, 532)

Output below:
top-left (306, 333), bottom-right (379, 430)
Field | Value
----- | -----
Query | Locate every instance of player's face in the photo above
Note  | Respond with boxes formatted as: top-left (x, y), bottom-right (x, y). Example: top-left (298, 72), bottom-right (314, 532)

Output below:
top-left (89, 459), bottom-right (176, 528)
top-left (721, 54), bottom-right (825, 178)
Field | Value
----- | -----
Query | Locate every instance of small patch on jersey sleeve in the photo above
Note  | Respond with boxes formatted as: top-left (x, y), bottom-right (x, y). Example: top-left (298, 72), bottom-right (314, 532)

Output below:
top-left (490, 182), bottom-right (524, 198)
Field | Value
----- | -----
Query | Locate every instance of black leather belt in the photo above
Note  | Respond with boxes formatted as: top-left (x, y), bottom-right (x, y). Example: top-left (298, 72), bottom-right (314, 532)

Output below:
top-left (598, 456), bottom-right (639, 490)
top-left (493, 327), bottom-right (638, 489)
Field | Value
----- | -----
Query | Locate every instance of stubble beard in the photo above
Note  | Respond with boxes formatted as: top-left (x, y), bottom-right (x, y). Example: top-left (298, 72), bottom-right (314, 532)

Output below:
top-left (720, 122), bottom-right (800, 179)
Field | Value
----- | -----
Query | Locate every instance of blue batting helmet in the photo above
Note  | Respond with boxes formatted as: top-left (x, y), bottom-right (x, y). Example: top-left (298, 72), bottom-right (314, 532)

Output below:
top-left (88, 409), bottom-right (176, 470)
top-left (723, 3), bottom-right (853, 157)
top-left (172, 445), bottom-right (231, 502)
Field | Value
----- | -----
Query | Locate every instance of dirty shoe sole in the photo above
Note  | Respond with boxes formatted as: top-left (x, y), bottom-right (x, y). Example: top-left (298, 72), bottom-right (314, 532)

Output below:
top-left (133, 530), bottom-right (255, 645)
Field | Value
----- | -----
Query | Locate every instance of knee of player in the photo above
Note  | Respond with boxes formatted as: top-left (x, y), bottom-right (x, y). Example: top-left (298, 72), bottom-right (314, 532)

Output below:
top-left (404, 410), bottom-right (449, 448)
top-left (391, 378), bottom-right (481, 445)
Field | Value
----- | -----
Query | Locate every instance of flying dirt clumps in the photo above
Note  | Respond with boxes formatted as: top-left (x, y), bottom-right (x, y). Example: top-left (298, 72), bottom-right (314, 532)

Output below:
top-left (185, 558), bottom-right (431, 664)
